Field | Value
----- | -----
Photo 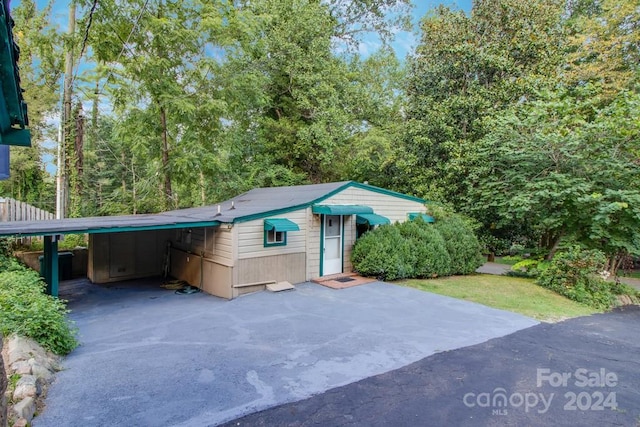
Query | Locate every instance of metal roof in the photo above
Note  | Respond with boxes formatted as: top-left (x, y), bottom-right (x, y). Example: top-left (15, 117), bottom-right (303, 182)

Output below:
top-left (0, 181), bottom-right (425, 237)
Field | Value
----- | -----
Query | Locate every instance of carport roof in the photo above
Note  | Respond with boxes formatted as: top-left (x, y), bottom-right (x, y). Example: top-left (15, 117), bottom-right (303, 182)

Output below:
top-left (0, 181), bottom-right (425, 237)
top-left (0, 211), bottom-right (221, 237)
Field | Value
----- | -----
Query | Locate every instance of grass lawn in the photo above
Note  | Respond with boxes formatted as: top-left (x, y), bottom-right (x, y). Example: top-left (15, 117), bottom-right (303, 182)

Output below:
top-left (399, 274), bottom-right (598, 323)
top-left (619, 270), bottom-right (640, 280)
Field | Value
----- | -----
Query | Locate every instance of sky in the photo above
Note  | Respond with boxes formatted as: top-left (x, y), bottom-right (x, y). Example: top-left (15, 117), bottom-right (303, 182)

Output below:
top-left (9, 0), bottom-right (474, 174)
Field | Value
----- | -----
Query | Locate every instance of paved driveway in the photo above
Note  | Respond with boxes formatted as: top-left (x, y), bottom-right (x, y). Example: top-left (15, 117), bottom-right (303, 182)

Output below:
top-left (224, 306), bottom-right (640, 426)
top-left (34, 280), bottom-right (537, 426)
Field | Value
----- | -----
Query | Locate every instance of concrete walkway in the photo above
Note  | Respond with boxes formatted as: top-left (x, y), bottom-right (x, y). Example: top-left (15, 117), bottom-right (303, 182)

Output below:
top-left (34, 280), bottom-right (537, 427)
top-left (476, 262), bottom-right (640, 291)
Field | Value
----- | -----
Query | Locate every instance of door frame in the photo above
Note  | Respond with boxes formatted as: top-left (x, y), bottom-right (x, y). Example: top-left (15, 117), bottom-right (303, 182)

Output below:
top-left (320, 214), bottom-right (344, 276)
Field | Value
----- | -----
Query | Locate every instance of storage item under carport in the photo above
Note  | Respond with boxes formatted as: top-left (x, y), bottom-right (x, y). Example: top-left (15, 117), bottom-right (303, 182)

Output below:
top-left (39, 251), bottom-right (74, 281)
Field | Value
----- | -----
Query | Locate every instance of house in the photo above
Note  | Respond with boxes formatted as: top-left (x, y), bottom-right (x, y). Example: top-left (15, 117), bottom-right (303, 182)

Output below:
top-left (88, 181), bottom-right (428, 298)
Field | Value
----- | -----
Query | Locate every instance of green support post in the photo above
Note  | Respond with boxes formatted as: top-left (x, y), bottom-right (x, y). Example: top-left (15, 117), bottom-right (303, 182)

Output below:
top-left (43, 235), bottom-right (59, 297)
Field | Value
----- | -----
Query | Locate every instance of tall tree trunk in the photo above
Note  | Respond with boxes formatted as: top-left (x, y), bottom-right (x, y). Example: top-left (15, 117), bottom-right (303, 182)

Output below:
top-left (61, 2), bottom-right (76, 218)
top-left (160, 105), bottom-right (173, 210)
top-left (545, 231), bottom-right (564, 260)
top-left (74, 104), bottom-right (84, 194)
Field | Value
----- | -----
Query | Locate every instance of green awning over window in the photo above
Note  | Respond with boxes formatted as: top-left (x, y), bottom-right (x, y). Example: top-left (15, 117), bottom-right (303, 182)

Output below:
top-left (264, 218), bottom-right (300, 232)
top-left (408, 213), bottom-right (435, 223)
top-left (356, 213), bottom-right (390, 226)
top-left (312, 205), bottom-right (373, 215)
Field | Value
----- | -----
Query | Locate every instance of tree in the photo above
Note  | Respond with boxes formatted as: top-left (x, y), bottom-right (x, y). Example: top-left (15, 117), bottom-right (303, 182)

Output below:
top-left (401, 0), bottom-right (565, 201)
top-left (0, 0), bottom-right (61, 210)
top-left (465, 86), bottom-right (640, 272)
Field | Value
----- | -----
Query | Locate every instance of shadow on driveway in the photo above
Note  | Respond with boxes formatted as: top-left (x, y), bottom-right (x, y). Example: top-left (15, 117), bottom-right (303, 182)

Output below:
top-left (224, 306), bottom-right (640, 427)
top-left (34, 280), bottom-right (536, 426)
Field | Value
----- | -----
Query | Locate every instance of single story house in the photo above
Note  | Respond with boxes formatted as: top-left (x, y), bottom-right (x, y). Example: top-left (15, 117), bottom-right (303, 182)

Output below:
top-left (88, 181), bottom-right (430, 298)
top-left (0, 181), bottom-right (431, 299)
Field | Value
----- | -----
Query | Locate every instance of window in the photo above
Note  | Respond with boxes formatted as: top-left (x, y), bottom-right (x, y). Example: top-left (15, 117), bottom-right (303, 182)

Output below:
top-left (265, 229), bottom-right (286, 246)
top-left (263, 218), bottom-right (300, 247)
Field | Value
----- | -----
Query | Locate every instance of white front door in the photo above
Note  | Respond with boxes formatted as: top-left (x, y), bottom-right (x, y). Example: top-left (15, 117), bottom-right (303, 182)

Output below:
top-left (323, 215), bottom-right (343, 275)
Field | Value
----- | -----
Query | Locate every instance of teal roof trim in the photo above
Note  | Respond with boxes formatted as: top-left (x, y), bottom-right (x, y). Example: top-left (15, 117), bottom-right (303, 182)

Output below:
top-left (264, 218), bottom-right (300, 232)
top-left (408, 213), bottom-right (436, 223)
top-left (356, 213), bottom-right (390, 226)
top-left (312, 204), bottom-right (374, 215)
top-left (0, 220), bottom-right (221, 238)
top-left (229, 181), bottom-right (425, 224)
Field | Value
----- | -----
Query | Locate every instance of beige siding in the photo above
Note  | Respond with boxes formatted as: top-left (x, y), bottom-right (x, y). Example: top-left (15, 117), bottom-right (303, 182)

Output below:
top-left (169, 226), bottom-right (234, 267)
top-left (236, 252), bottom-right (306, 286)
top-left (169, 247), bottom-right (233, 299)
top-left (306, 208), bottom-right (321, 280)
top-left (321, 187), bottom-right (426, 223)
top-left (237, 210), bottom-right (307, 260)
top-left (306, 187), bottom-right (426, 279)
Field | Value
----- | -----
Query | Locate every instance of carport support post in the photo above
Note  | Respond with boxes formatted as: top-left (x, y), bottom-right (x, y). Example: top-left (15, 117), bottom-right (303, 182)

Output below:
top-left (43, 235), bottom-right (59, 297)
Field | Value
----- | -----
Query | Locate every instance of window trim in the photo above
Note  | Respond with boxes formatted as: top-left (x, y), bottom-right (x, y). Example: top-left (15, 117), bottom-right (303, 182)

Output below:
top-left (264, 228), bottom-right (287, 247)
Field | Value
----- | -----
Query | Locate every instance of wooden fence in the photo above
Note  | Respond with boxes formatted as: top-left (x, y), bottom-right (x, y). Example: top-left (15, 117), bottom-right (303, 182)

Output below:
top-left (0, 197), bottom-right (54, 246)
top-left (0, 197), bottom-right (54, 222)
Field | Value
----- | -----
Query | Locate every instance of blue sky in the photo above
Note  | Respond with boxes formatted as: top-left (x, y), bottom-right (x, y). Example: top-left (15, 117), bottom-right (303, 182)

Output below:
top-left (14, 0), bottom-right (473, 59)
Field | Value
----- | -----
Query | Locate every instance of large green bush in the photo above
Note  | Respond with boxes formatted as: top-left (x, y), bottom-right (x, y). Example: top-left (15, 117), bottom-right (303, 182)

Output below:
top-left (535, 246), bottom-right (637, 309)
top-left (351, 214), bottom-right (484, 281)
top-left (351, 225), bottom-right (414, 280)
top-left (0, 257), bottom-right (78, 355)
top-left (397, 220), bottom-right (451, 278)
top-left (433, 215), bottom-right (485, 275)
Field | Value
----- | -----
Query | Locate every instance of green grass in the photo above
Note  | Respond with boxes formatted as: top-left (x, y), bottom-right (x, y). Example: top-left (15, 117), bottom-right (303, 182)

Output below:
top-left (399, 274), bottom-right (599, 322)
top-left (619, 270), bottom-right (640, 280)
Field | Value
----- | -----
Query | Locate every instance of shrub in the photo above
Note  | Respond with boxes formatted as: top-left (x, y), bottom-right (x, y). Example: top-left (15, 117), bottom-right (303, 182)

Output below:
top-left (351, 225), bottom-right (414, 280)
top-left (397, 220), bottom-right (451, 277)
top-left (433, 215), bottom-right (485, 275)
top-left (536, 246), bottom-right (620, 309)
top-left (352, 213), bottom-right (487, 281)
top-left (0, 257), bottom-right (78, 355)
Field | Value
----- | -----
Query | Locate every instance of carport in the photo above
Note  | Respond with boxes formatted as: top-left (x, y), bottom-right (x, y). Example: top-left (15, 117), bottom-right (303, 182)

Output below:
top-left (0, 211), bottom-right (221, 296)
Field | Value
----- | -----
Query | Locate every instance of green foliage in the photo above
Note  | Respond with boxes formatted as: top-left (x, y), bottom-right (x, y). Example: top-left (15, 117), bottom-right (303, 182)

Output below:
top-left (352, 216), bottom-right (484, 280)
top-left (351, 225), bottom-right (414, 280)
top-left (397, 219), bottom-right (451, 278)
top-left (433, 214), bottom-right (485, 275)
top-left (24, 234), bottom-right (87, 252)
top-left (508, 259), bottom-right (543, 278)
top-left (535, 246), bottom-right (630, 309)
top-left (0, 257), bottom-right (77, 355)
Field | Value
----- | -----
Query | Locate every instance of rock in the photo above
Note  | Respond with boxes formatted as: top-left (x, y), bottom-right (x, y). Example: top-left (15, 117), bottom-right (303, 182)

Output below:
top-left (1, 335), bottom-right (6, 427)
top-left (12, 417), bottom-right (28, 427)
top-left (4, 336), bottom-right (41, 367)
top-left (12, 376), bottom-right (38, 401)
top-left (30, 362), bottom-right (54, 381)
top-left (12, 397), bottom-right (35, 422)
top-left (10, 361), bottom-right (32, 376)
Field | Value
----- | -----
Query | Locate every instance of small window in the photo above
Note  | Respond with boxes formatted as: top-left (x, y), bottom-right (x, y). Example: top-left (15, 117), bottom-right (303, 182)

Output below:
top-left (263, 218), bottom-right (299, 247)
top-left (265, 229), bottom-right (286, 246)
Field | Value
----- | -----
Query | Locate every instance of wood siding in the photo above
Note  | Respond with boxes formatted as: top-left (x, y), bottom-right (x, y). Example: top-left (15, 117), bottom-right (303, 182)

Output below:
top-left (237, 210), bottom-right (307, 259)
top-left (306, 187), bottom-right (425, 279)
top-left (236, 252), bottom-right (306, 286)
top-left (321, 187), bottom-right (426, 223)
top-left (169, 246), bottom-right (233, 299)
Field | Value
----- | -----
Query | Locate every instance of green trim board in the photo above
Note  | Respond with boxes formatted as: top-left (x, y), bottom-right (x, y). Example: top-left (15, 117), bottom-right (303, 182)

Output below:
top-left (263, 218), bottom-right (300, 232)
top-left (230, 181), bottom-right (425, 224)
top-left (356, 213), bottom-right (390, 226)
top-left (0, 220), bottom-right (221, 238)
top-left (408, 213), bottom-right (436, 223)
top-left (312, 205), bottom-right (373, 215)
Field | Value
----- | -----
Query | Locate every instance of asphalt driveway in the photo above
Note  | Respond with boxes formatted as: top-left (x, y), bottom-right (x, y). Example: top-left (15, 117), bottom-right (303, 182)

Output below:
top-left (34, 280), bottom-right (537, 426)
top-left (224, 306), bottom-right (640, 426)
